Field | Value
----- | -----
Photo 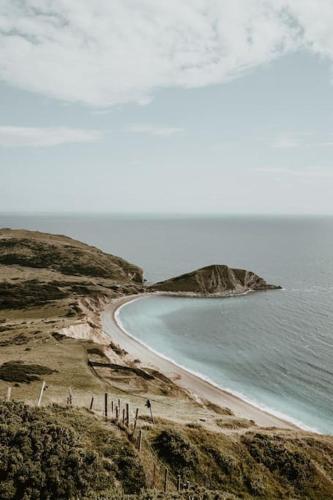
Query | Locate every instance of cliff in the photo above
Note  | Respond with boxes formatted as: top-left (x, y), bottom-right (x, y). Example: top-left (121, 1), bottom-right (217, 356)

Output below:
top-left (148, 264), bottom-right (281, 296)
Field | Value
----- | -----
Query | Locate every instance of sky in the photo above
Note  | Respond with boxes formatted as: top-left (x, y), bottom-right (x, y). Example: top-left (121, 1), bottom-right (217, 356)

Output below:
top-left (1, 0), bottom-right (333, 215)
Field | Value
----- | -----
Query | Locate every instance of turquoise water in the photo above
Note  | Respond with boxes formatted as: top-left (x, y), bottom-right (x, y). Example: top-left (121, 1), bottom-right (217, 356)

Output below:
top-left (1, 214), bottom-right (333, 433)
top-left (119, 293), bottom-right (333, 433)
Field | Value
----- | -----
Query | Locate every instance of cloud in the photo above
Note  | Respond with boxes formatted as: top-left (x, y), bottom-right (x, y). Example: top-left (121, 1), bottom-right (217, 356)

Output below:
top-left (127, 124), bottom-right (183, 137)
top-left (0, 126), bottom-right (102, 147)
top-left (0, 1), bottom-right (332, 107)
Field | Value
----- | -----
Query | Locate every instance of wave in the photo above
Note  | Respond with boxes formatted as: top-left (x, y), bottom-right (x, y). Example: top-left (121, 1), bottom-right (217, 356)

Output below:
top-left (114, 297), bottom-right (320, 434)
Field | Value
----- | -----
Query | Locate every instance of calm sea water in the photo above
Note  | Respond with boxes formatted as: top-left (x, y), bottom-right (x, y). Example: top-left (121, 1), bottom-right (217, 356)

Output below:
top-left (1, 214), bottom-right (332, 433)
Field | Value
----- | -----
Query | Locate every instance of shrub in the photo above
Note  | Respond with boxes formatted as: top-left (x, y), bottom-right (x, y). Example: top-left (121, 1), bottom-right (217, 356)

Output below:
top-left (153, 429), bottom-right (199, 476)
top-left (242, 433), bottom-right (315, 485)
top-left (0, 361), bottom-right (56, 383)
top-left (0, 402), bottom-right (109, 499)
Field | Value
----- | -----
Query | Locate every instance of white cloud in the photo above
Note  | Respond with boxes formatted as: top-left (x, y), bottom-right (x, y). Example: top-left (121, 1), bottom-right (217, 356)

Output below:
top-left (0, 1), bottom-right (332, 107)
top-left (0, 126), bottom-right (102, 147)
top-left (127, 124), bottom-right (183, 137)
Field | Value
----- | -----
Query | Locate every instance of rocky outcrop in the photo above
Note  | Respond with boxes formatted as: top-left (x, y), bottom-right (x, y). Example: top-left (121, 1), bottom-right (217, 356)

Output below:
top-left (148, 264), bottom-right (281, 296)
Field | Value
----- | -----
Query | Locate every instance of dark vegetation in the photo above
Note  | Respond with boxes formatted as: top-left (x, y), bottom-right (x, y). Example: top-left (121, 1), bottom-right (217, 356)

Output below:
top-left (149, 426), bottom-right (333, 499)
top-left (216, 417), bottom-right (253, 429)
top-left (0, 281), bottom-right (68, 309)
top-left (153, 429), bottom-right (199, 477)
top-left (204, 402), bottom-right (234, 416)
top-left (88, 360), bottom-right (154, 380)
top-left (2, 402), bottom-right (332, 499)
top-left (242, 433), bottom-right (315, 483)
top-left (0, 402), bottom-right (146, 499)
top-left (0, 334), bottom-right (29, 347)
top-left (0, 361), bottom-right (56, 383)
top-left (86, 346), bottom-right (106, 357)
top-left (51, 332), bottom-right (66, 342)
top-left (109, 339), bottom-right (128, 356)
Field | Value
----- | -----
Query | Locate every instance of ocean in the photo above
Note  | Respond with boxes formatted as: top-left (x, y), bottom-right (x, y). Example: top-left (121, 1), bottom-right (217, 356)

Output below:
top-left (1, 214), bottom-right (332, 434)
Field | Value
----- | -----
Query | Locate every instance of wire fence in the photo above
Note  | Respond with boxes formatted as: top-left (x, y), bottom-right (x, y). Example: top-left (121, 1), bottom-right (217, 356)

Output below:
top-left (3, 380), bottom-right (187, 494)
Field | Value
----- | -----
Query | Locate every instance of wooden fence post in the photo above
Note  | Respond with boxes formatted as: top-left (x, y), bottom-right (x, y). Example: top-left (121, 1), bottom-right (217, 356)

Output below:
top-left (104, 393), bottom-right (108, 419)
top-left (133, 408), bottom-right (139, 434)
top-left (126, 403), bottom-right (129, 427)
top-left (177, 474), bottom-right (181, 491)
top-left (37, 381), bottom-right (46, 407)
top-left (152, 463), bottom-right (156, 489)
top-left (67, 387), bottom-right (73, 406)
top-left (145, 399), bottom-right (154, 424)
top-left (115, 406), bottom-right (119, 421)
top-left (164, 468), bottom-right (168, 493)
top-left (122, 408), bottom-right (125, 425)
top-left (6, 386), bottom-right (12, 402)
top-left (89, 396), bottom-right (94, 410)
top-left (111, 400), bottom-right (114, 414)
top-left (138, 429), bottom-right (143, 452)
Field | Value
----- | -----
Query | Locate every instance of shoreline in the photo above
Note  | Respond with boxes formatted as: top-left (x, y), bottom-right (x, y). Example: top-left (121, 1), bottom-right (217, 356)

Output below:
top-left (101, 294), bottom-right (303, 431)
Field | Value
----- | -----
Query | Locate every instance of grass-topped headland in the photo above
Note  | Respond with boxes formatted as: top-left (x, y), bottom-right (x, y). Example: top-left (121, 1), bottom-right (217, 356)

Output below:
top-left (0, 230), bottom-right (143, 282)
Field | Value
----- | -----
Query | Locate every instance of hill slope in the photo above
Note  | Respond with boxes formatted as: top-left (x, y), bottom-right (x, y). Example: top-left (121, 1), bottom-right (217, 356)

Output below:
top-left (0, 228), bottom-right (143, 310)
top-left (0, 228), bottom-right (142, 282)
top-left (1, 401), bottom-right (333, 500)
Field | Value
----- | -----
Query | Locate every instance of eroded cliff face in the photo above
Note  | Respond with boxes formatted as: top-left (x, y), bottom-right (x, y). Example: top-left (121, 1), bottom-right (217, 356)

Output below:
top-left (148, 264), bottom-right (281, 296)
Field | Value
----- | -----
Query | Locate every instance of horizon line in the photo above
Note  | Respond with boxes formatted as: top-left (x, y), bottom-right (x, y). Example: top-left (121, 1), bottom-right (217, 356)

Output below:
top-left (1, 211), bottom-right (333, 218)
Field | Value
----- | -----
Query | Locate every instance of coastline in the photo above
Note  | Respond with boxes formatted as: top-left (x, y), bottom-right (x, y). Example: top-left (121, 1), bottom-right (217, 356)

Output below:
top-left (101, 294), bottom-right (301, 431)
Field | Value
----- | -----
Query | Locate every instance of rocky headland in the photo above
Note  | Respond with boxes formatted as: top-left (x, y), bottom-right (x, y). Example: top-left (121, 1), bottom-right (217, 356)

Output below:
top-left (148, 264), bottom-right (281, 296)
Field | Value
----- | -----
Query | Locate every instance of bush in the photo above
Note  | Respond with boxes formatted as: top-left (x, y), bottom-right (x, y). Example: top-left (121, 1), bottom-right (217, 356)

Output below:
top-left (203, 446), bottom-right (238, 476)
top-left (153, 429), bottom-right (198, 476)
top-left (0, 402), bottom-right (109, 499)
top-left (0, 361), bottom-right (56, 383)
top-left (242, 433), bottom-right (315, 485)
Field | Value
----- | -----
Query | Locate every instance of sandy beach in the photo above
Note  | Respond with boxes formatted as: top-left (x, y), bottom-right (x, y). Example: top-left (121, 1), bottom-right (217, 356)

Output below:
top-left (101, 295), bottom-right (297, 430)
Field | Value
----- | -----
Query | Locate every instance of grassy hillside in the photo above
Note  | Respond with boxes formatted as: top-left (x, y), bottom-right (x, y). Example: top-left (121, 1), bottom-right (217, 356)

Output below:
top-left (0, 229), bottom-right (143, 311)
top-left (0, 229), bottom-right (143, 283)
top-left (0, 401), bottom-right (332, 499)
top-left (0, 228), bottom-right (144, 412)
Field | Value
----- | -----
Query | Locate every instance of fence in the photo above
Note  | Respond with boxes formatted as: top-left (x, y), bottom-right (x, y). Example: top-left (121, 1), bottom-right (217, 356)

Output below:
top-left (3, 381), bottom-right (187, 494)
